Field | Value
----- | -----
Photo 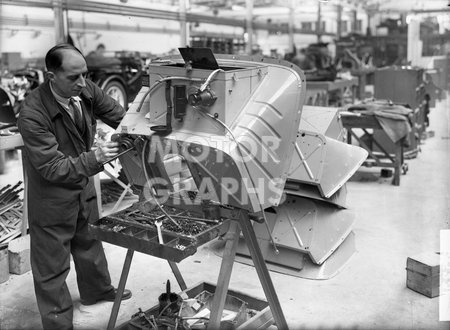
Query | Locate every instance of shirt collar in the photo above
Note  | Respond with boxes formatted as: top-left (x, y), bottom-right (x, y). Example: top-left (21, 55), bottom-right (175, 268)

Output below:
top-left (49, 81), bottom-right (81, 107)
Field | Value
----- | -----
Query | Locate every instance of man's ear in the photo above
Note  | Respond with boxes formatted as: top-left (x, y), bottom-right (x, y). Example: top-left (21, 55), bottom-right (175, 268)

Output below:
top-left (46, 71), bottom-right (55, 82)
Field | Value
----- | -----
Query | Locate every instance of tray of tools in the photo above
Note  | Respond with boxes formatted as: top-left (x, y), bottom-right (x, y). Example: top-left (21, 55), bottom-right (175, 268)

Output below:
top-left (117, 281), bottom-right (272, 330)
top-left (89, 204), bottom-right (230, 262)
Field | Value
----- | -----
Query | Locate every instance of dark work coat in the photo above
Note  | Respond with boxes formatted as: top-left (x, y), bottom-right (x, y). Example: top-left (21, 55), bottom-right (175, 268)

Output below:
top-left (18, 79), bottom-right (125, 227)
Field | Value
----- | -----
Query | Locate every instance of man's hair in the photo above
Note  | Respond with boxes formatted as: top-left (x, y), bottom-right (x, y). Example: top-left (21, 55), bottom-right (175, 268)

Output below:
top-left (45, 43), bottom-right (84, 72)
top-left (96, 43), bottom-right (106, 50)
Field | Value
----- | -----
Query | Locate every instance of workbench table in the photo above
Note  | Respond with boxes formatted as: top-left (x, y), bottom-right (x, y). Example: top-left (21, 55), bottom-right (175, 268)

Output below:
top-left (341, 112), bottom-right (406, 186)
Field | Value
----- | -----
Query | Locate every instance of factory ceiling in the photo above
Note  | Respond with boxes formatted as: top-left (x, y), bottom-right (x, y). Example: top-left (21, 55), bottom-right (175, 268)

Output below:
top-left (188, 0), bottom-right (449, 13)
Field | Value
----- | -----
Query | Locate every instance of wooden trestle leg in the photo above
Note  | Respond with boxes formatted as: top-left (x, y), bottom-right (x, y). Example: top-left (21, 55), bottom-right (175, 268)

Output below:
top-left (106, 250), bottom-right (187, 329)
top-left (238, 213), bottom-right (288, 329)
top-left (208, 212), bottom-right (288, 329)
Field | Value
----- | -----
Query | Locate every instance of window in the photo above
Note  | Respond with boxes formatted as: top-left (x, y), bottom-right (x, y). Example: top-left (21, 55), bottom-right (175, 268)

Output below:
top-left (301, 22), bottom-right (313, 31)
top-left (356, 19), bottom-right (362, 32)
top-left (341, 20), bottom-right (348, 33)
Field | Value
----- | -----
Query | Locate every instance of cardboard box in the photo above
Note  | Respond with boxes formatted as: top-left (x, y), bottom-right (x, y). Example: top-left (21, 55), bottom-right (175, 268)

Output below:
top-left (406, 252), bottom-right (440, 298)
top-left (0, 247), bottom-right (9, 283)
top-left (8, 235), bottom-right (31, 275)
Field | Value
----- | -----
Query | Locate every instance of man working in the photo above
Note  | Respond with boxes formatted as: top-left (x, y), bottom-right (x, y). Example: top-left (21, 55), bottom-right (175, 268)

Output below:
top-left (85, 43), bottom-right (121, 67)
top-left (18, 44), bottom-right (131, 330)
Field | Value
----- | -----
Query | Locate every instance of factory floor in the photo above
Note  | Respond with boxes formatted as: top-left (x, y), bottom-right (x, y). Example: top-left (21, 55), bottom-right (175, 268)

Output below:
top-left (1, 96), bottom-right (449, 330)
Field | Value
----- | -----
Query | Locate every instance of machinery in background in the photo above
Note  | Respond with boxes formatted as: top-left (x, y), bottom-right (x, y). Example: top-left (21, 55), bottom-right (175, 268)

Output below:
top-left (190, 33), bottom-right (246, 55)
top-left (86, 51), bottom-right (144, 109)
top-left (374, 66), bottom-right (432, 158)
top-left (291, 43), bottom-right (337, 82)
top-left (1, 67), bottom-right (44, 118)
top-left (0, 68), bottom-right (44, 173)
top-left (341, 100), bottom-right (412, 186)
top-left (335, 17), bottom-right (450, 70)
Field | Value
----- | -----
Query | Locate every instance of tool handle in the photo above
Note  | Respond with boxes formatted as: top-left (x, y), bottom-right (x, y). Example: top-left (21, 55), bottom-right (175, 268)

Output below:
top-left (101, 147), bottom-right (134, 166)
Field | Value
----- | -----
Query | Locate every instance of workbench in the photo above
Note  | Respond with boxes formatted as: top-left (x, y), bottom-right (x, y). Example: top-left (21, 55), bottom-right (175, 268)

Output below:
top-left (374, 67), bottom-right (429, 157)
top-left (305, 77), bottom-right (358, 107)
top-left (89, 205), bottom-right (285, 329)
top-left (341, 112), bottom-right (407, 186)
top-left (0, 133), bottom-right (27, 236)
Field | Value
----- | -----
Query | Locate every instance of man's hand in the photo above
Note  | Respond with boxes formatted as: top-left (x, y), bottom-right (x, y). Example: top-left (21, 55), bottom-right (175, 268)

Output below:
top-left (95, 140), bottom-right (120, 163)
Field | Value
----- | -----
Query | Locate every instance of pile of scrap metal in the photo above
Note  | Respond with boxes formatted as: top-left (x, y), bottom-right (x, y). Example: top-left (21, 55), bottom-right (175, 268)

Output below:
top-left (0, 182), bottom-right (24, 248)
top-left (111, 48), bottom-right (367, 282)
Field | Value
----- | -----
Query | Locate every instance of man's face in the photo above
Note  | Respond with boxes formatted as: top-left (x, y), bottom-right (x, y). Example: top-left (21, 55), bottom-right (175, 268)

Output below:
top-left (49, 49), bottom-right (87, 98)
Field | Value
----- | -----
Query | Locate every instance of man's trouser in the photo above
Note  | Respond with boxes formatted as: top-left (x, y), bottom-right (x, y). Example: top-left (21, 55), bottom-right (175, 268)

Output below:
top-left (29, 194), bottom-right (114, 330)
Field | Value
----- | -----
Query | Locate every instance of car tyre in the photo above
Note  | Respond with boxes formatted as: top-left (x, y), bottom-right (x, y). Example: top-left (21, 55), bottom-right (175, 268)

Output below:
top-left (104, 80), bottom-right (128, 109)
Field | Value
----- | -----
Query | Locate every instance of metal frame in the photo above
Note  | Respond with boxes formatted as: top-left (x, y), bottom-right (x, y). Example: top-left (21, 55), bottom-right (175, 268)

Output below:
top-left (104, 210), bottom-right (287, 330)
top-left (341, 114), bottom-right (405, 186)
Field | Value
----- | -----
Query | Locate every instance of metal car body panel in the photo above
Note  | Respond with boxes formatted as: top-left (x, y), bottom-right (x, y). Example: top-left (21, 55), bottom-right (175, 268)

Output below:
top-left (287, 130), bottom-right (368, 198)
top-left (300, 105), bottom-right (345, 141)
top-left (284, 182), bottom-right (348, 208)
top-left (235, 195), bottom-right (356, 279)
top-left (117, 54), bottom-right (305, 212)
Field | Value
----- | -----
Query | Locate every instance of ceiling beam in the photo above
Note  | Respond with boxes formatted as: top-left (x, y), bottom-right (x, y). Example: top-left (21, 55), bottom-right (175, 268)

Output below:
top-left (1, 0), bottom-right (335, 36)
top-left (412, 7), bottom-right (450, 14)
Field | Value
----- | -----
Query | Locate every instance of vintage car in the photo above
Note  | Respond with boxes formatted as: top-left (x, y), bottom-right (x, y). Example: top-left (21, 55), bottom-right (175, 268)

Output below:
top-left (86, 51), bottom-right (144, 109)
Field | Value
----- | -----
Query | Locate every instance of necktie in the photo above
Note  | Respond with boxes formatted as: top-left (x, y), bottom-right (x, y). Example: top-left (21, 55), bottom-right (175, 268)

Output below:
top-left (68, 98), bottom-right (84, 132)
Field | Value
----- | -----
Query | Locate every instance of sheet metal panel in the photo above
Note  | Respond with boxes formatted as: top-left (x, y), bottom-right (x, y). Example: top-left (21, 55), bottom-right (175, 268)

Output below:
top-left (287, 130), bottom-right (368, 198)
top-left (300, 105), bottom-right (344, 141)
top-left (117, 55), bottom-right (306, 212)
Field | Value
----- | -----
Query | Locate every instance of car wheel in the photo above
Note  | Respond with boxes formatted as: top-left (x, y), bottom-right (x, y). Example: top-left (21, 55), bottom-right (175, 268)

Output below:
top-left (104, 80), bottom-right (128, 109)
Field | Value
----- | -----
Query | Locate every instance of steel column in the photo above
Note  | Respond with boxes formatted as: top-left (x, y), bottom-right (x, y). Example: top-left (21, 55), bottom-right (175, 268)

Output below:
top-left (288, 0), bottom-right (295, 53)
top-left (245, 0), bottom-right (253, 55)
top-left (351, 9), bottom-right (357, 33)
top-left (317, 1), bottom-right (322, 42)
top-left (336, 3), bottom-right (342, 39)
top-left (179, 0), bottom-right (189, 47)
top-left (52, 0), bottom-right (65, 43)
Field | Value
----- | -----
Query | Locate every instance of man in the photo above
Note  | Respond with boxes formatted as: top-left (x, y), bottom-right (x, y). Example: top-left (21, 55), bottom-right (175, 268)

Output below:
top-left (85, 43), bottom-right (121, 67)
top-left (18, 44), bottom-right (131, 330)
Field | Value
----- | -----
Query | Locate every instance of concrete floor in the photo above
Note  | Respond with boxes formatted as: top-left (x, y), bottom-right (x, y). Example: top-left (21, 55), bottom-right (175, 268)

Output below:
top-left (1, 96), bottom-right (449, 329)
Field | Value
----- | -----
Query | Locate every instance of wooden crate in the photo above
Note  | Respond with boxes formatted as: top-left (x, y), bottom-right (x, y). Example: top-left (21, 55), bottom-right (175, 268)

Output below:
top-left (406, 252), bottom-right (440, 298)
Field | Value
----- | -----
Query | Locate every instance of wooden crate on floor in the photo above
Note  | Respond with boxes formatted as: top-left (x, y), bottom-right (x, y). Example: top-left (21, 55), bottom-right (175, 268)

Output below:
top-left (406, 252), bottom-right (440, 298)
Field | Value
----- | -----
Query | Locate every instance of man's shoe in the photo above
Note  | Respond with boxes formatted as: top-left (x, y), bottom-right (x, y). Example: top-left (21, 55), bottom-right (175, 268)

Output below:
top-left (80, 288), bottom-right (132, 306)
